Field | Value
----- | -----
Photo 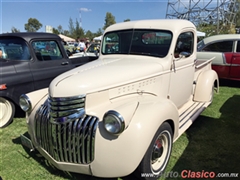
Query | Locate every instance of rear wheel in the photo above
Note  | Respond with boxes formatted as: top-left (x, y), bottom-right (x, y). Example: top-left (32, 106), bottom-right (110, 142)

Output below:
top-left (209, 84), bottom-right (215, 103)
top-left (135, 122), bottom-right (173, 180)
top-left (0, 97), bottom-right (15, 128)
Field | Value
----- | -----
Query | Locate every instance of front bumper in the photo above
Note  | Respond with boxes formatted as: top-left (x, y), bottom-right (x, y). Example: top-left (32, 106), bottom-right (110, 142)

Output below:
top-left (20, 133), bottom-right (92, 175)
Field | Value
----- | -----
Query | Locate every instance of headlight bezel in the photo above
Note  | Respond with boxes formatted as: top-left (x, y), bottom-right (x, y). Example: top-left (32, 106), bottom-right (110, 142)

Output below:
top-left (103, 110), bottom-right (125, 135)
top-left (19, 94), bottom-right (32, 112)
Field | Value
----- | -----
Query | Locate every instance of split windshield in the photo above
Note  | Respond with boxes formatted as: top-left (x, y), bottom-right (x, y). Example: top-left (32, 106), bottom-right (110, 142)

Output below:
top-left (102, 29), bottom-right (172, 58)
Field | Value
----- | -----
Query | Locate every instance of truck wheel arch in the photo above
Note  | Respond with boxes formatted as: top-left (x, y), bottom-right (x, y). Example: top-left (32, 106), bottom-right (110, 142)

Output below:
top-left (125, 97), bottom-right (179, 151)
top-left (194, 70), bottom-right (219, 102)
top-left (127, 99), bottom-right (178, 175)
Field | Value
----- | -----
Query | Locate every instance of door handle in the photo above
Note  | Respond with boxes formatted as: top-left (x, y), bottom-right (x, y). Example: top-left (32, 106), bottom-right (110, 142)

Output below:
top-left (61, 61), bottom-right (69, 65)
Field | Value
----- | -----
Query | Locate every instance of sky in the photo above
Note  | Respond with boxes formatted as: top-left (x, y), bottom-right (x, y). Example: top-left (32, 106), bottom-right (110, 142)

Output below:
top-left (0, 0), bottom-right (169, 34)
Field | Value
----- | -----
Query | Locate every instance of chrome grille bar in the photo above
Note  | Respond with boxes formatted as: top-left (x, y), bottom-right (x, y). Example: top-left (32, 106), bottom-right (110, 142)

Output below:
top-left (34, 96), bottom-right (99, 164)
top-left (49, 95), bottom-right (85, 118)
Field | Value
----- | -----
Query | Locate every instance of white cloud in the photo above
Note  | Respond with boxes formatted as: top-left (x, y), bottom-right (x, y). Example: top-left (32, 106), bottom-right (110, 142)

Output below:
top-left (80, 8), bottom-right (92, 12)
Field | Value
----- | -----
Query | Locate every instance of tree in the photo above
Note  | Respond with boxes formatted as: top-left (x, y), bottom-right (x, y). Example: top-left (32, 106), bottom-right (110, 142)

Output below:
top-left (24, 18), bottom-right (42, 32)
top-left (85, 30), bottom-right (94, 41)
top-left (103, 12), bottom-right (116, 30)
top-left (52, 28), bottom-right (59, 34)
top-left (124, 19), bottom-right (130, 22)
top-left (95, 28), bottom-right (103, 36)
top-left (11, 27), bottom-right (20, 33)
top-left (57, 25), bottom-right (63, 34)
top-left (68, 17), bottom-right (75, 36)
top-left (63, 30), bottom-right (70, 36)
top-left (236, 0), bottom-right (240, 28)
top-left (74, 18), bottom-right (85, 39)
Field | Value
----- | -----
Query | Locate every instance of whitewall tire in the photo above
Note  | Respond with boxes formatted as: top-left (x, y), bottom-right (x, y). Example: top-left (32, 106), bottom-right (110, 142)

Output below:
top-left (0, 97), bottom-right (15, 128)
top-left (135, 122), bottom-right (173, 180)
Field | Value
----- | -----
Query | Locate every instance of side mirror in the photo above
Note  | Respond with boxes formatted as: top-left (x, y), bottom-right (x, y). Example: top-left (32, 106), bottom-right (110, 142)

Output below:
top-left (179, 51), bottom-right (191, 58)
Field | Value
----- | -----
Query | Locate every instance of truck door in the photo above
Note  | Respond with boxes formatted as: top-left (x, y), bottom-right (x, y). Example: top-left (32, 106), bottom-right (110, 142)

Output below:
top-left (168, 31), bottom-right (195, 108)
top-left (229, 41), bottom-right (240, 78)
top-left (0, 38), bottom-right (35, 104)
top-left (29, 40), bottom-right (72, 90)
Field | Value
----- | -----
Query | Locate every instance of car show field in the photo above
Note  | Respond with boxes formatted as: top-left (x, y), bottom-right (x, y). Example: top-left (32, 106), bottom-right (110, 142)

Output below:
top-left (1, 0), bottom-right (240, 179)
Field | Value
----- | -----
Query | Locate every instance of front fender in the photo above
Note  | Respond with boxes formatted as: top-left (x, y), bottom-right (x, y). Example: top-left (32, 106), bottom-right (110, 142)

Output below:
top-left (194, 70), bottom-right (219, 102)
top-left (91, 96), bottom-right (179, 177)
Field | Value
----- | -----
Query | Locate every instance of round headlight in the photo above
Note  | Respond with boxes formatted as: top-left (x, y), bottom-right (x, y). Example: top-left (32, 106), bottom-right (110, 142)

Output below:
top-left (19, 94), bottom-right (32, 112)
top-left (103, 110), bottom-right (125, 135)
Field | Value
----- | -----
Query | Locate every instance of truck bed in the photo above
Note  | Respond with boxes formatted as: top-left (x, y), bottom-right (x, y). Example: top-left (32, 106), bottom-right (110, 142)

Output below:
top-left (195, 58), bottom-right (214, 69)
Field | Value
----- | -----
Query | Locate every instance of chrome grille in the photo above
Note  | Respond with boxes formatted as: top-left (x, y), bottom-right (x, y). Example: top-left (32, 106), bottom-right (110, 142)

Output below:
top-left (49, 95), bottom-right (85, 118)
top-left (35, 96), bottom-right (99, 164)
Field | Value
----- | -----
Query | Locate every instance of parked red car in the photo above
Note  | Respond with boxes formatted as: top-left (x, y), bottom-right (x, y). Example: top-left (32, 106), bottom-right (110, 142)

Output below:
top-left (197, 34), bottom-right (240, 80)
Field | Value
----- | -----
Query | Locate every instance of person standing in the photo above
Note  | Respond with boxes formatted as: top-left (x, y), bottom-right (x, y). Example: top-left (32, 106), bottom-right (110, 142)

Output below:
top-left (0, 49), bottom-right (3, 58)
top-left (79, 39), bottom-right (86, 52)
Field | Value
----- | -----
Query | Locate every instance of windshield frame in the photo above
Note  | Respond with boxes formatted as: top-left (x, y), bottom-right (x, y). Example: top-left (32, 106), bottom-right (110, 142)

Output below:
top-left (101, 29), bottom-right (173, 58)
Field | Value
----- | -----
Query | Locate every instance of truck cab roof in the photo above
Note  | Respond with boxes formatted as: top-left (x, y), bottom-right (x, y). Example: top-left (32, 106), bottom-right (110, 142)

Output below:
top-left (0, 32), bottom-right (61, 43)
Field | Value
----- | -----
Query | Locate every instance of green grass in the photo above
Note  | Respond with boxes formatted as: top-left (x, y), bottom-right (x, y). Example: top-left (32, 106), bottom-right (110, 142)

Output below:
top-left (1, 80), bottom-right (240, 180)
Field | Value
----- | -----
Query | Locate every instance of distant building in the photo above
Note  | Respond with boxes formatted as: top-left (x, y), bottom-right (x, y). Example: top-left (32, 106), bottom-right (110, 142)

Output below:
top-left (45, 25), bottom-right (53, 33)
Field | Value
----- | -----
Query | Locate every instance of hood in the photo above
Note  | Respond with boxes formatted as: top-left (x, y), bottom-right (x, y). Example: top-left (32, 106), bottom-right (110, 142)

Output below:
top-left (49, 55), bottom-right (164, 97)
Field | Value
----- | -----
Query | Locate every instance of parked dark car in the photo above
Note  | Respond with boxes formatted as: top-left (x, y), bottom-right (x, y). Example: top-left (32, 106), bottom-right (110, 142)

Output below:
top-left (0, 32), bottom-right (98, 128)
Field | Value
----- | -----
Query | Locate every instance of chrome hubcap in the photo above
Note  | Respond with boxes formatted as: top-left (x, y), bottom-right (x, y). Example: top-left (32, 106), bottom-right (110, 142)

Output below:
top-left (151, 131), bottom-right (170, 171)
top-left (152, 138), bottom-right (163, 163)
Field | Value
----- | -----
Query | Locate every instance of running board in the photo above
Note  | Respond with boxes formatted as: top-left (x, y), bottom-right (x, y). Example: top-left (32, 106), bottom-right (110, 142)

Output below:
top-left (175, 101), bottom-right (211, 141)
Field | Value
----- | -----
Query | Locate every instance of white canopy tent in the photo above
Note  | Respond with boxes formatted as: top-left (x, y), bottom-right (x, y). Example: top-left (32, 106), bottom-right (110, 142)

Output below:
top-left (197, 31), bottom-right (206, 37)
top-left (93, 35), bottom-right (102, 41)
top-left (58, 34), bottom-right (75, 42)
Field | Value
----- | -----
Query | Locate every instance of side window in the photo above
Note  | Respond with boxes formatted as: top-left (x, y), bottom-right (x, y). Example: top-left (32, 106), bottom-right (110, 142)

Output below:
top-left (237, 41), bottom-right (240, 53)
top-left (202, 41), bottom-right (233, 52)
top-left (102, 33), bottom-right (119, 54)
top-left (0, 38), bottom-right (31, 60)
top-left (32, 40), bottom-right (63, 61)
top-left (174, 32), bottom-right (194, 58)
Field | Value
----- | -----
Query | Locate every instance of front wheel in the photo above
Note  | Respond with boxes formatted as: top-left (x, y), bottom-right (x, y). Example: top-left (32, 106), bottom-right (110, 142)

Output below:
top-left (0, 97), bottom-right (15, 128)
top-left (135, 122), bottom-right (173, 180)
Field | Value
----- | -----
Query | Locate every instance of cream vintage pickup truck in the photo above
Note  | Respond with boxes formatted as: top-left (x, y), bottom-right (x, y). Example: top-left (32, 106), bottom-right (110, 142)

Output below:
top-left (19, 19), bottom-right (218, 180)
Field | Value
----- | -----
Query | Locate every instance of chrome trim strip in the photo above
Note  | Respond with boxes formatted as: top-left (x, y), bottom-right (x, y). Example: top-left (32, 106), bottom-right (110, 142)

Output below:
top-left (49, 95), bottom-right (86, 102)
top-left (57, 124), bottom-right (64, 161)
top-left (72, 119), bottom-right (78, 163)
top-left (76, 117), bottom-right (84, 163)
top-left (82, 116), bottom-right (91, 164)
top-left (63, 123), bottom-right (68, 161)
top-left (91, 120), bottom-right (98, 161)
top-left (68, 121), bottom-right (73, 162)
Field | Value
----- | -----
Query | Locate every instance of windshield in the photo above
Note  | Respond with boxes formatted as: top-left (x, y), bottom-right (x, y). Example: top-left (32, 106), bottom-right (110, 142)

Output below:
top-left (86, 43), bottom-right (100, 53)
top-left (101, 29), bottom-right (172, 58)
top-left (0, 37), bottom-right (31, 60)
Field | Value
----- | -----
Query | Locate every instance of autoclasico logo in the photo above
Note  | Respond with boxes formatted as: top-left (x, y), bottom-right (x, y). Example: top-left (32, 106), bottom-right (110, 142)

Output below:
top-left (181, 170), bottom-right (215, 178)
